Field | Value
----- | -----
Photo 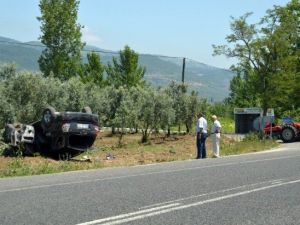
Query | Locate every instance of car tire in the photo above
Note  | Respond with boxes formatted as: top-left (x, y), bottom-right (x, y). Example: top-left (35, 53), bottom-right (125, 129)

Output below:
top-left (41, 106), bottom-right (57, 131)
top-left (34, 132), bottom-right (51, 153)
top-left (82, 106), bottom-right (92, 114)
top-left (23, 144), bottom-right (35, 156)
top-left (281, 125), bottom-right (297, 143)
top-left (3, 124), bottom-right (15, 143)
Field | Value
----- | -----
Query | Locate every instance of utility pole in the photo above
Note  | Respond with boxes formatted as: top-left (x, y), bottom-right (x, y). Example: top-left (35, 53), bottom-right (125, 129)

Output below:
top-left (181, 57), bottom-right (186, 83)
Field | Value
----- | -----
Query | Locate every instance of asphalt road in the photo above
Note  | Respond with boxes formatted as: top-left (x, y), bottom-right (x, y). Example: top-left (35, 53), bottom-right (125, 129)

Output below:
top-left (1, 142), bottom-right (300, 225)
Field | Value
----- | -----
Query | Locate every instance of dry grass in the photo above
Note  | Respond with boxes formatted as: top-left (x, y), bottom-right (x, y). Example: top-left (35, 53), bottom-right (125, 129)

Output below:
top-left (0, 132), bottom-right (279, 178)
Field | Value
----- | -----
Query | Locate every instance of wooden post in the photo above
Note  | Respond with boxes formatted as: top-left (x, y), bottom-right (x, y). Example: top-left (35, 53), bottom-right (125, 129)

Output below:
top-left (182, 57), bottom-right (186, 83)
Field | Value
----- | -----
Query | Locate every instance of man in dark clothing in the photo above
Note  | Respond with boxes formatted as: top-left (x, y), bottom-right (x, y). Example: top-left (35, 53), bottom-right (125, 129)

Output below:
top-left (196, 112), bottom-right (208, 159)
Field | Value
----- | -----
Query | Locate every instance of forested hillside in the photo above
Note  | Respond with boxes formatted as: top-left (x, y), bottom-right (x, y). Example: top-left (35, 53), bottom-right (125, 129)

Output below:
top-left (0, 36), bottom-right (233, 101)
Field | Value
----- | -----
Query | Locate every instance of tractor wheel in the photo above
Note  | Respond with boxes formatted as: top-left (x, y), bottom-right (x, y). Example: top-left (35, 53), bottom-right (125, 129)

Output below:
top-left (281, 125), bottom-right (297, 143)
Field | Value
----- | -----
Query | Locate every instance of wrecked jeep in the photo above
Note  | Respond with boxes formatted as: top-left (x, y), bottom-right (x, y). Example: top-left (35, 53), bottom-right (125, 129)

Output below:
top-left (3, 123), bottom-right (35, 155)
top-left (3, 106), bottom-right (99, 157)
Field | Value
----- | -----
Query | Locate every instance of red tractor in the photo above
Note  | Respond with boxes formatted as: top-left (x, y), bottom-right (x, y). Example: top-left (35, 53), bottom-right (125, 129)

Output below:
top-left (264, 121), bottom-right (300, 143)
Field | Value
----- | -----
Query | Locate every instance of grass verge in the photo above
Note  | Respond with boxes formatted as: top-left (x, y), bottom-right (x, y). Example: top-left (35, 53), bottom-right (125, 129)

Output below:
top-left (0, 132), bottom-right (279, 178)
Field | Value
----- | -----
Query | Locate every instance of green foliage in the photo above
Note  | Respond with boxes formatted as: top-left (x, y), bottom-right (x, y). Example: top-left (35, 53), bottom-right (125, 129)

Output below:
top-left (0, 65), bottom-right (91, 126)
top-left (164, 81), bottom-right (212, 134)
top-left (243, 132), bottom-right (261, 142)
top-left (63, 77), bottom-right (86, 111)
top-left (184, 91), bottom-right (200, 133)
top-left (227, 67), bottom-right (259, 108)
top-left (113, 88), bottom-right (134, 145)
top-left (152, 91), bottom-right (175, 132)
top-left (106, 45), bottom-right (146, 88)
top-left (113, 86), bottom-right (175, 143)
top-left (80, 52), bottom-right (105, 87)
top-left (0, 63), bottom-right (235, 143)
top-left (3, 72), bottom-right (50, 123)
top-left (281, 108), bottom-right (300, 122)
top-left (113, 87), bottom-right (140, 131)
top-left (214, 0), bottom-right (300, 116)
top-left (136, 88), bottom-right (155, 142)
top-left (165, 81), bottom-right (187, 131)
top-left (218, 117), bottom-right (235, 134)
top-left (0, 64), bottom-right (16, 126)
top-left (97, 86), bottom-right (123, 132)
top-left (38, 0), bottom-right (85, 80)
top-left (221, 138), bottom-right (278, 156)
top-left (0, 86), bottom-right (15, 126)
top-left (0, 63), bottom-right (17, 81)
top-left (210, 101), bottom-right (233, 119)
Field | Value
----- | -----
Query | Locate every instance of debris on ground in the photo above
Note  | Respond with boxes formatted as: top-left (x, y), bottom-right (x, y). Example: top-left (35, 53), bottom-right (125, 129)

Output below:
top-left (106, 153), bottom-right (115, 160)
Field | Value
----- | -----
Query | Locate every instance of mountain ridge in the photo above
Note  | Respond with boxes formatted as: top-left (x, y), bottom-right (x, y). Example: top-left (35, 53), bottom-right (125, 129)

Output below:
top-left (0, 36), bottom-right (234, 101)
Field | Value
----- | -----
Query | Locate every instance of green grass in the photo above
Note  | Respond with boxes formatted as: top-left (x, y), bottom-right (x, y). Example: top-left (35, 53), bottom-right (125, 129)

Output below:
top-left (221, 139), bottom-right (278, 156)
top-left (170, 117), bottom-right (235, 134)
top-left (0, 157), bottom-right (104, 178)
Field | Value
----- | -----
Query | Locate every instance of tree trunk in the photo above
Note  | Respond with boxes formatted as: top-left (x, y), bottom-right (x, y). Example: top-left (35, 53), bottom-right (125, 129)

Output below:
top-left (141, 129), bottom-right (148, 143)
top-left (167, 126), bottom-right (171, 137)
top-left (185, 123), bottom-right (190, 133)
top-left (118, 132), bottom-right (124, 147)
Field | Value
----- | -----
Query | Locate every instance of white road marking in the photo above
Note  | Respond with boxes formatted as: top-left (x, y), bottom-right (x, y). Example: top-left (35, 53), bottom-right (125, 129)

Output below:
top-left (75, 203), bottom-right (180, 225)
top-left (1, 154), bottom-right (300, 193)
top-left (139, 179), bottom-right (282, 209)
top-left (271, 179), bottom-right (284, 185)
top-left (77, 178), bottom-right (300, 225)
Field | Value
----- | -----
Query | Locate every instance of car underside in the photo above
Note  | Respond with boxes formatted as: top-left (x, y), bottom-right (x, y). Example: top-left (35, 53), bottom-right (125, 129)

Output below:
top-left (3, 106), bottom-right (99, 157)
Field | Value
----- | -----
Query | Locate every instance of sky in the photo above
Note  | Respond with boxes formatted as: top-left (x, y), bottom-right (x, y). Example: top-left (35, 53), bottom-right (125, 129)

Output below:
top-left (0, 0), bottom-right (290, 69)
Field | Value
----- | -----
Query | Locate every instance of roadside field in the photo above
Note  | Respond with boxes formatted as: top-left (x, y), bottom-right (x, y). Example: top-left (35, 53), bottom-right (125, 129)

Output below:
top-left (0, 132), bottom-right (279, 178)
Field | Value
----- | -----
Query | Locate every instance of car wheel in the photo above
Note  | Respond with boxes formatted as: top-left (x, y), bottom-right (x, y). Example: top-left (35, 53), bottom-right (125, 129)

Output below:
top-left (281, 125), bottom-right (296, 143)
top-left (3, 124), bottom-right (15, 143)
top-left (41, 106), bottom-right (57, 131)
top-left (82, 106), bottom-right (92, 114)
top-left (23, 144), bottom-right (34, 156)
top-left (34, 132), bottom-right (51, 154)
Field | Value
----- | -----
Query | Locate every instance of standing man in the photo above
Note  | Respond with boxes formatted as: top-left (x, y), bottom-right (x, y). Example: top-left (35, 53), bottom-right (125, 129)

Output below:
top-left (211, 115), bottom-right (221, 158)
top-left (196, 112), bottom-right (208, 159)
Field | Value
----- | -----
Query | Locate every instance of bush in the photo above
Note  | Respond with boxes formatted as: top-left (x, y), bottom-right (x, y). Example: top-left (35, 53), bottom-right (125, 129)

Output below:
top-left (243, 132), bottom-right (261, 142)
top-left (0, 68), bottom-right (98, 127)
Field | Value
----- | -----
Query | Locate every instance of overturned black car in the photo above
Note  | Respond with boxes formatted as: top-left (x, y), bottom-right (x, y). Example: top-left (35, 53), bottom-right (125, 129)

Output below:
top-left (3, 106), bottom-right (99, 157)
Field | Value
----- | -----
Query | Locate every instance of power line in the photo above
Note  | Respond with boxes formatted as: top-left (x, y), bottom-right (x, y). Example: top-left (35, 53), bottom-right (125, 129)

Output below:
top-left (0, 40), bottom-right (118, 55)
top-left (0, 40), bottom-right (186, 60)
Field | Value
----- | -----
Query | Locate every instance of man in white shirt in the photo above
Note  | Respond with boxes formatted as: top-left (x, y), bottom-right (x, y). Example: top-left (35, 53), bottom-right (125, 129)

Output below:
top-left (196, 112), bottom-right (208, 159)
top-left (211, 115), bottom-right (221, 158)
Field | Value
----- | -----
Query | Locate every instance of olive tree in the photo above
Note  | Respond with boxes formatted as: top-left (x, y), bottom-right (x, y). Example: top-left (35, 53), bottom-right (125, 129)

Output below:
top-left (98, 86), bottom-right (123, 134)
top-left (152, 90), bottom-right (175, 134)
top-left (165, 81), bottom-right (188, 133)
top-left (136, 88), bottom-right (155, 143)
